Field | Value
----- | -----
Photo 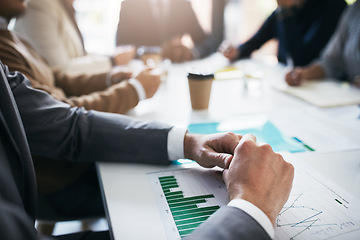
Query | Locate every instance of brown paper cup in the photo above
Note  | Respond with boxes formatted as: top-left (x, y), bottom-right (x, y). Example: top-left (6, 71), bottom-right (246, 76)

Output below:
top-left (188, 78), bottom-right (213, 110)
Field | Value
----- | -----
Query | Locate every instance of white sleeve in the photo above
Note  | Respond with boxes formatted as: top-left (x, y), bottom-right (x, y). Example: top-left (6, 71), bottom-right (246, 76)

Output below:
top-left (228, 199), bottom-right (275, 239)
top-left (128, 78), bottom-right (146, 101)
top-left (167, 127), bottom-right (187, 161)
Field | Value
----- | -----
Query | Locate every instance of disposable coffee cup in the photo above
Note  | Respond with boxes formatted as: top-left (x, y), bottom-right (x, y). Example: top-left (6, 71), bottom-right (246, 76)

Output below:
top-left (187, 72), bottom-right (214, 110)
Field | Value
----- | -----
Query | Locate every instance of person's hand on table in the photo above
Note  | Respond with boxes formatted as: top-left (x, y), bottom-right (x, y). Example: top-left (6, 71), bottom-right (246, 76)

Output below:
top-left (223, 134), bottom-right (294, 226)
top-left (108, 66), bottom-right (133, 85)
top-left (218, 40), bottom-right (239, 62)
top-left (183, 132), bottom-right (242, 169)
top-left (135, 69), bottom-right (161, 99)
top-left (112, 45), bottom-right (136, 66)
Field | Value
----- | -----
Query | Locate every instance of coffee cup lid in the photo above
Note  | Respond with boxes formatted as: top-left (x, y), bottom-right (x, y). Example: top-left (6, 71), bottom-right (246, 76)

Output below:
top-left (187, 72), bottom-right (214, 80)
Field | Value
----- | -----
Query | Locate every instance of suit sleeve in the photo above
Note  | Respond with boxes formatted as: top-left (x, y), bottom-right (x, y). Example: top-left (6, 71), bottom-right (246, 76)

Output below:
top-left (237, 11), bottom-right (277, 59)
top-left (185, 206), bottom-right (271, 240)
top-left (54, 70), bottom-right (140, 114)
top-left (7, 68), bottom-right (171, 165)
top-left (0, 196), bottom-right (53, 240)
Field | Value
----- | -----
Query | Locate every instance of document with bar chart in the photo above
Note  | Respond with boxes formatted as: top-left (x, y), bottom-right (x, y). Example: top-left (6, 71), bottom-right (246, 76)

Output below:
top-left (148, 163), bottom-right (360, 240)
top-left (147, 167), bottom-right (228, 239)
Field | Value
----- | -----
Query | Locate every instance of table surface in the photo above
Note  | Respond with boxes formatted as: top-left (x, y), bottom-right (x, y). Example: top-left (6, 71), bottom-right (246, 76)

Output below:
top-left (97, 53), bottom-right (360, 240)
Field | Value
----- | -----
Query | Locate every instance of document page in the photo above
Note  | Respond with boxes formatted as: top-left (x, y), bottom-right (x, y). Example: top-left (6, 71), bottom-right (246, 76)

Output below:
top-left (148, 162), bottom-right (360, 239)
top-left (273, 80), bottom-right (360, 108)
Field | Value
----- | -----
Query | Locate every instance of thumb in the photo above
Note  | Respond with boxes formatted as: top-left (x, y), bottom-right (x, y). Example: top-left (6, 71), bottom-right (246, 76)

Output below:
top-left (203, 151), bottom-right (233, 169)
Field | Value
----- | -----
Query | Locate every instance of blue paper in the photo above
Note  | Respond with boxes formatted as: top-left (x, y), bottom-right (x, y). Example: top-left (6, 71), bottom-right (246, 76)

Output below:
top-left (188, 121), bottom-right (307, 153)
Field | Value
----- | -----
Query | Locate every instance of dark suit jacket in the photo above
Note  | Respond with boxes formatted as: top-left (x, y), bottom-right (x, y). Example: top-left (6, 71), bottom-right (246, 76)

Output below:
top-left (186, 207), bottom-right (271, 240)
top-left (237, 0), bottom-right (347, 66)
top-left (0, 63), bottom-right (271, 239)
top-left (0, 62), bottom-right (170, 239)
top-left (116, 0), bottom-right (212, 57)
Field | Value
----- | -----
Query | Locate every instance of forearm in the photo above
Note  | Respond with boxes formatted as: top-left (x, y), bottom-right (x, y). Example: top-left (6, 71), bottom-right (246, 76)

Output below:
top-left (9, 71), bottom-right (171, 164)
top-left (54, 70), bottom-right (109, 96)
top-left (67, 81), bottom-right (139, 114)
top-left (237, 11), bottom-right (277, 60)
top-left (186, 206), bottom-right (271, 240)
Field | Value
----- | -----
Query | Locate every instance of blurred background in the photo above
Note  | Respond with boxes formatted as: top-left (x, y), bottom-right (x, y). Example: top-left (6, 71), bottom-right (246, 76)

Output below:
top-left (65, 0), bottom-right (356, 62)
top-left (75, 0), bottom-right (277, 58)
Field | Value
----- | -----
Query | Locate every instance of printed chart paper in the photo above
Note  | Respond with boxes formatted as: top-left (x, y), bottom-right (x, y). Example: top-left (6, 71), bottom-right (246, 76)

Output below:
top-left (148, 163), bottom-right (360, 239)
top-left (148, 168), bottom-right (228, 239)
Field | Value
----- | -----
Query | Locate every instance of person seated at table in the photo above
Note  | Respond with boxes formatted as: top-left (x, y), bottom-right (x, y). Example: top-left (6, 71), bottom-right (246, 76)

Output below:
top-left (116, 0), bottom-right (215, 63)
top-left (0, 61), bottom-right (294, 240)
top-left (219, 0), bottom-right (347, 67)
top-left (0, 0), bottom-right (161, 115)
top-left (14, 0), bottom-right (136, 75)
top-left (0, 0), bottom-right (161, 229)
top-left (285, 0), bottom-right (360, 88)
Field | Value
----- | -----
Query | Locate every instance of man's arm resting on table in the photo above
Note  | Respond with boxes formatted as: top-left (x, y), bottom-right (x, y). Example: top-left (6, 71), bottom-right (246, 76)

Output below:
top-left (185, 205), bottom-right (272, 240)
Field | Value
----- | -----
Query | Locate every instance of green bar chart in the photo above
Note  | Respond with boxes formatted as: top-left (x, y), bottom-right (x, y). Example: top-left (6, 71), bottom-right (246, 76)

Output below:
top-left (158, 176), bottom-right (220, 238)
top-left (148, 168), bottom-right (228, 239)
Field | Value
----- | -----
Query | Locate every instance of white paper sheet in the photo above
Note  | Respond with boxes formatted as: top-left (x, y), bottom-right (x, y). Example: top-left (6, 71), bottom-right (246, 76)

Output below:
top-left (273, 80), bottom-right (360, 108)
top-left (148, 161), bottom-right (360, 240)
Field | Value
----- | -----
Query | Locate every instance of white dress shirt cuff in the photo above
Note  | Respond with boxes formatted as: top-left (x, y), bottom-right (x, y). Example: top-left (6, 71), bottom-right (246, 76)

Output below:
top-left (167, 127), bottom-right (187, 161)
top-left (128, 78), bottom-right (146, 101)
top-left (228, 199), bottom-right (275, 239)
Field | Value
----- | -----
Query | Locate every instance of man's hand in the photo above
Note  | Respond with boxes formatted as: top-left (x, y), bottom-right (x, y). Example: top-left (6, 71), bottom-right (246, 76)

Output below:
top-left (218, 41), bottom-right (239, 62)
top-left (112, 45), bottom-right (136, 66)
top-left (135, 69), bottom-right (161, 98)
top-left (109, 66), bottom-right (133, 85)
top-left (184, 132), bottom-right (242, 169)
top-left (223, 134), bottom-right (294, 226)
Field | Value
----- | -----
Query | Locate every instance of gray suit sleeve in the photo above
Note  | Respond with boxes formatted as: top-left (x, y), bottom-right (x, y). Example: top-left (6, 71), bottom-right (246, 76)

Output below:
top-left (185, 206), bottom-right (271, 240)
top-left (6, 68), bottom-right (172, 165)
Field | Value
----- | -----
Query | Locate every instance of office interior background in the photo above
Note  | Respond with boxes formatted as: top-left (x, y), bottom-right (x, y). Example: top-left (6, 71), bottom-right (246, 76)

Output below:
top-left (71, 0), bottom-right (356, 61)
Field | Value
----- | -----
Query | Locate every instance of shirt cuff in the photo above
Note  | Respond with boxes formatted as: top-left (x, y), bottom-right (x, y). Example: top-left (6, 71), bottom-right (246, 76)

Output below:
top-left (228, 199), bottom-right (275, 239)
top-left (128, 78), bottom-right (146, 101)
top-left (167, 127), bottom-right (187, 161)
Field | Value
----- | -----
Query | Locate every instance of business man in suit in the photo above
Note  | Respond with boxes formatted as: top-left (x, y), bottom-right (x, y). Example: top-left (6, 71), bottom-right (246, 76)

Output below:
top-left (116, 0), bottom-right (215, 62)
top-left (0, 61), bottom-right (293, 239)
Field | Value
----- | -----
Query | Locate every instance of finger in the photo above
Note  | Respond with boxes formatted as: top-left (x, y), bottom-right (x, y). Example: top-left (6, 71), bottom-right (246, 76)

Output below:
top-left (203, 151), bottom-right (233, 169)
top-left (239, 133), bottom-right (257, 144)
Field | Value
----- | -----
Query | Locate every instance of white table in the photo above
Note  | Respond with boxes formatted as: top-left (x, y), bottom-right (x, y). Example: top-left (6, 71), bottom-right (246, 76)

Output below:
top-left (97, 53), bottom-right (360, 239)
